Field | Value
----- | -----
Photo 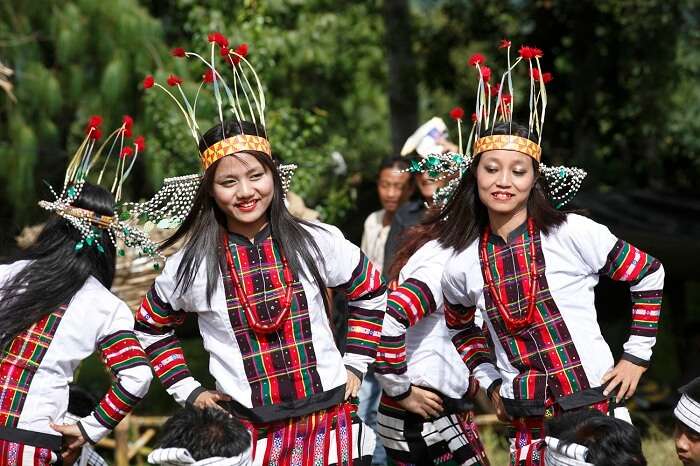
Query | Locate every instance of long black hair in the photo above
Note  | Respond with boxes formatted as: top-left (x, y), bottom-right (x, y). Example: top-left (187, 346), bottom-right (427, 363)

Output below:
top-left (161, 120), bottom-right (329, 311)
top-left (433, 121), bottom-right (567, 252)
top-left (0, 183), bottom-right (117, 350)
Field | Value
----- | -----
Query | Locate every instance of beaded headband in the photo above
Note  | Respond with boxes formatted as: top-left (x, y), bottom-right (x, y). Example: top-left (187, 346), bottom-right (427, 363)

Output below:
top-left (201, 134), bottom-right (272, 170)
top-left (473, 134), bottom-right (541, 162)
top-left (132, 34), bottom-right (297, 230)
top-left (38, 117), bottom-right (161, 261)
top-left (405, 40), bottom-right (585, 208)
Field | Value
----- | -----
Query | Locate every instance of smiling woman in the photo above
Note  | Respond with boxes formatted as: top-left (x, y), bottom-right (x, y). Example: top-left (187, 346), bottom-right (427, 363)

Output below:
top-left (436, 120), bottom-right (664, 465)
top-left (136, 118), bottom-right (387, 466)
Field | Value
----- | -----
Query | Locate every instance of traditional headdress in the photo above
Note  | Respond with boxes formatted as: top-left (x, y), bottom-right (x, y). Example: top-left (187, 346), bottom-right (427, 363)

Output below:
top-left (675, 377), bottom-right (700, 434)
top-left (543, 437), bottom-right (594, 466)
top-left (147, 447), bottom-right (252, 466)
top-left (38, 115), bottom-right (161, 260)
top-left (131, 34), bottom-right (296, 227)
top-left (407, 40), bottom-right (586, 208)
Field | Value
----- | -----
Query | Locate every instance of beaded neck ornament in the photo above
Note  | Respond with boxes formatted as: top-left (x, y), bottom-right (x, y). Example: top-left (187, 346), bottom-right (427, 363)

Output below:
top-left (38, 116), bottom-right (162, 260)
top-left (130, 33), bottom-right (296, 228)
top-left (407, 40), bottom-right (586, 208)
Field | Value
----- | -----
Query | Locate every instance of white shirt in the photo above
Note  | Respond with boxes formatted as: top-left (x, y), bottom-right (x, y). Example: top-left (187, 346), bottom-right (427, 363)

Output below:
top-left (0, 261), bottom-right (152, 447)
top-left (375, 240), bottom-right (499, 399)
top-left (361, 210), bottom-right (390, 273)
top-left (442, 214), bottom-right (664, 411)
top-left (135, 223), bottom-right (387, 422)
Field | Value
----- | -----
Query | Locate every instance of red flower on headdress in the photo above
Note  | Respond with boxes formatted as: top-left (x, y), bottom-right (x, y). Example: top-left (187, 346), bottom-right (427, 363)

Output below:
top-left (87, 115), bottom-right (102, 128)
top-left (134, 135), bottom-right (146, 152)
top-left (519, 45), bottom-right (543, 60)
top-left (143, 75), bottom-right (155, 89)
top-left (220, 46), bottom-right (229, 56)
top-left (490, 83), bottom-right (501, 95)
top-left (449, 106), bottom-right (465, 120)
top-left (499, 39), bottom-right (512, 49)
top-left (235, 43), bottom-right (249, 58)
top-left (85, 115), bottom-right (102, 139)
top-left (202, 68), bottom-right (215, 84)
top-left (480, 65), bottom-right (492, 82)
top-left (471, 112), bottom-right (478, 123)
top-left (531, 69), bottom-right (553, 84)
top-left (501, 93), bottom-right (512, 104)
top-left (208, 32), bottom-right (229, 48)
top-left (167, 74), bottom-right (183, 86)
top-left (122, 115), bottom-right (133, 129)
top-left (120, 146), bottom-right (134, 159)
top-left (468, 53), bottom-right (486, 67)
top-left (171, 47), bottom-right (186, 58)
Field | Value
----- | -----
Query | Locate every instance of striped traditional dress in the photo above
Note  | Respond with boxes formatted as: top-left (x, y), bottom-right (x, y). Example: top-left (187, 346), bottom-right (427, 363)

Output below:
top-left (136, 223), bottom-right (387, 466)
top-left (442, 214), bottom-right (664, 465)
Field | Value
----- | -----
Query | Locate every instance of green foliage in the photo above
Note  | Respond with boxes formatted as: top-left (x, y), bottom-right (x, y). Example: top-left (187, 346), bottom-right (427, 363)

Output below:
top-left (0, 0), bottom-right (698, 235)
top-left (0, 0), bottom-right (164, 228)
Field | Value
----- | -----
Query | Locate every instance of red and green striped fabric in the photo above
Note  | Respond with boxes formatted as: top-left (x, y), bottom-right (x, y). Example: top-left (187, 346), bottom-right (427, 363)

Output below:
top-left (92, 381), bottom-right (141, 430)
top-left (376, 278), bottom-right (436, 376)
top-left (600, 239), bottom-right (662, 337)
top-left (0, 306), bottom-right (66, 427)
top-left (99, 330), bottom-right (149, 375)
top-left (343, 252), bottom-right (385, 359)
top-left (137, 286), bottom-right (192, 388)
top-left (479, 229), bottom-right (590, 401)
top-left (222, 235), bottom-right (324, 407)
top-left (444, 302), bottom-right (492, 371)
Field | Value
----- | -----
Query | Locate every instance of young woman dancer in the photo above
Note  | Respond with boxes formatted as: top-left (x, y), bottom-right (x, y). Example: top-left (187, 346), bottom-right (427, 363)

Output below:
top-left (134, 118), bottom-right (386, 464)
top-left (374, 215), bottom-right (497, 465)
top-left (440, 119), bottom-right (664, 464)
top-left (0, 165), bottom-right (153, 464)
top-left (135, 35), bottom-right (387, 464)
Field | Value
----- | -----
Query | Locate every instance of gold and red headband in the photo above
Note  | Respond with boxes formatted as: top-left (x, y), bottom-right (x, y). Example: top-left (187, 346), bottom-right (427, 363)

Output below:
top-left (200, 135), bottom-right (272, 170)
top-left (473, 134), bottom-right (541, 162)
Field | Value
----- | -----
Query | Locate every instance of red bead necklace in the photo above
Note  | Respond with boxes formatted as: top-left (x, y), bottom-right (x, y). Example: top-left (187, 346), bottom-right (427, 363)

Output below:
top-left (223, 235), bottom-right (295, 334)
top-left (480, 217), bottom-right (539, 334)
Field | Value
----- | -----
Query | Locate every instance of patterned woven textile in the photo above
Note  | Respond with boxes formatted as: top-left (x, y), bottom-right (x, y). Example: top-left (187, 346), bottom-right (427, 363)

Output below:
top-left (244, 402), bottom-right (374, 466)
top-left (0, 439), bottom-right (57, 465)
top-left (599, 239), bottom-right (662, 338)
top-left (221, 235), bottom-right (324, 406)
top-left (376, 395), bottom-right (489, 466)
top-left (0, 306), bottom-right (66, 428)
top-left (479, 228), bottom-right (589, 401)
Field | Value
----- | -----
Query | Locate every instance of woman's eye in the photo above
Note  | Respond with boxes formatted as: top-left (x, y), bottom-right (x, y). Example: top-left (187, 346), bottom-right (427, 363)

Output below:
top-left (250, 172), bottom-right (263, 180)
top-left (485, 167), bottom-right (498, 174)
top-left (513, 170), bottom-right (527, 176)
top-left (221, 179), bottom-right (236, 186)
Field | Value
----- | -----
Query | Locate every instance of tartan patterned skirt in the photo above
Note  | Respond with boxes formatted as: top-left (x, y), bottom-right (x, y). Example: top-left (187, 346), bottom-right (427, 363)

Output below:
top-left (244, 402), bottom-right (375, 466)
top-left (375, 395), bottom-right (489, 466)
top-left (0, 440), bottom-right (57, 466)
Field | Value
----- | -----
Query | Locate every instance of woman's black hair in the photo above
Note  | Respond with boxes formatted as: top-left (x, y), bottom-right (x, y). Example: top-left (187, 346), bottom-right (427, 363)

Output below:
top-left (0, 183), bottom-right (117, 350)
top-left (547, 410), bottom-right (647, 466)
top-left (433, 121), bottom-right (567, 252)
top-left (160, 120), bottom-right (329, 312)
